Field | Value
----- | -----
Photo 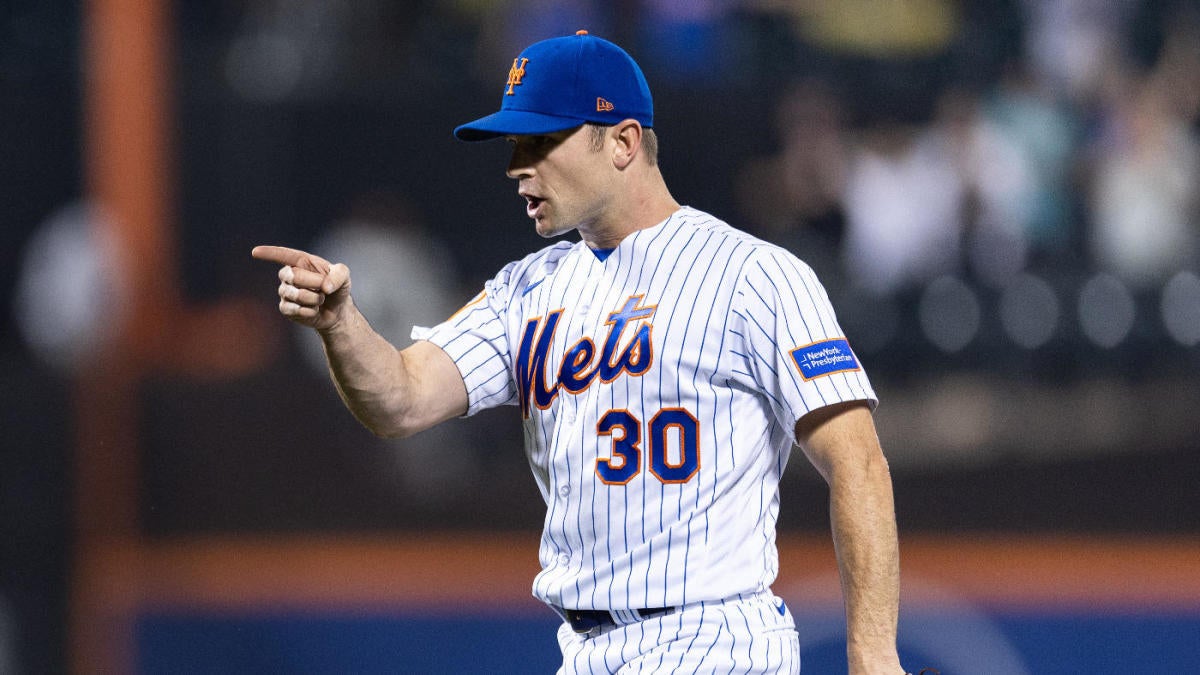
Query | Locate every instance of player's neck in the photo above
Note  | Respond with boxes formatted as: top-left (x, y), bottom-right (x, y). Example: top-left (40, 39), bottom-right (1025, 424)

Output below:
top-left (581, 174), bottom-right (679, 250)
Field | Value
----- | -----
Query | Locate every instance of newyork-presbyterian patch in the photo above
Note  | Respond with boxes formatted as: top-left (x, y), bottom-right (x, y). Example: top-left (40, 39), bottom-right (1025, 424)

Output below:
top-left (789, 338), bottom-right (860, 381)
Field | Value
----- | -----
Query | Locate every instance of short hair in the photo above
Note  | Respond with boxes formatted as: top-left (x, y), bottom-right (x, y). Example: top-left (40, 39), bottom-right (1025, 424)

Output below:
top-left (586, 123), bottom-right (659, 166)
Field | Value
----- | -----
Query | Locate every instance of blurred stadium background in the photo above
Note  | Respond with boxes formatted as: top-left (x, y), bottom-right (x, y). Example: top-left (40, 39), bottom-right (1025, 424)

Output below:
top-left (3, 0), bottom-right (1199, 672)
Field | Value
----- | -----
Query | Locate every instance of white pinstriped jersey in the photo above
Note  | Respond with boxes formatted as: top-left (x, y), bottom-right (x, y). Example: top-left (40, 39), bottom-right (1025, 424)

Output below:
top-left (414, 206), bottom-right (876, 612)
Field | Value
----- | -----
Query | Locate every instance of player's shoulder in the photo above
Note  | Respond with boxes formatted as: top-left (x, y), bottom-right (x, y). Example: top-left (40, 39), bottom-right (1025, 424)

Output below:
top-left (511, 240), bottom-right (576, 273)
top-left (673, 206), bottom-right (814, 275)
top-left (486, 240), bottom-right (577, 296)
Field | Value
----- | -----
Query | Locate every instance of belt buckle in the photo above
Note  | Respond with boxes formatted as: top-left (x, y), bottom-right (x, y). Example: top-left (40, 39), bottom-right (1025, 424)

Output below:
top-left (565, 608), bottom-right (608, 635)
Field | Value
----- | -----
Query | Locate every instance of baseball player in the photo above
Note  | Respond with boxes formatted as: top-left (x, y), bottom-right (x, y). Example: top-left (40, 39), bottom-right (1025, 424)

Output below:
top-left (254, 32), bottom-right (907, 674)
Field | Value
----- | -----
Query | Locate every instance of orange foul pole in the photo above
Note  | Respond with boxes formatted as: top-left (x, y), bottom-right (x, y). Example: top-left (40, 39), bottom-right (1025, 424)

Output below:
top-left (73, 0), bottom-right (176, 671)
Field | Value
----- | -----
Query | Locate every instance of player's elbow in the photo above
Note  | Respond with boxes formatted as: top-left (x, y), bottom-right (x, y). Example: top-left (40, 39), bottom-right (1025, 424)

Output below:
top-left (362, 415), bottom-right (419, 439)
top-left (341, 388), bottom-right (439, 439)
top-left (345, 408), bottom-right (412, 439)
top-left (363, 408), bottom-right (441, 440)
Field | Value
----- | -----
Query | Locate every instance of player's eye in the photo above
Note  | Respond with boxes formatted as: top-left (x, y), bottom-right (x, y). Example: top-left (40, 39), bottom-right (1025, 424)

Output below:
top-left (512, 135), bottom-right (553, 154)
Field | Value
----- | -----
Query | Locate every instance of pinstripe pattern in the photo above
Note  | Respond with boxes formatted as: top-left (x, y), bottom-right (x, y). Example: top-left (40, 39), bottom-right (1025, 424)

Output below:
top-left (414, 207), bottom-right (875, 669)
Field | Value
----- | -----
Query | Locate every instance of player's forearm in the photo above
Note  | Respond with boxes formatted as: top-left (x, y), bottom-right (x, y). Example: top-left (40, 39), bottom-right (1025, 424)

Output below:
top-left (828, 450), bottom-right (903, 674)
top-left (316, 300), bottom-right (414, 438)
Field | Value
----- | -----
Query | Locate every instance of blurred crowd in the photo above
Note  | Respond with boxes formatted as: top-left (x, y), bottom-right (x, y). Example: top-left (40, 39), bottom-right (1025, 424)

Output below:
top-left (5, 4), bottom-right (1199, 672)
top-left (9, 0), bottom-right (1198, 381)
top-left (728, 0), bottom-right (1200, 369)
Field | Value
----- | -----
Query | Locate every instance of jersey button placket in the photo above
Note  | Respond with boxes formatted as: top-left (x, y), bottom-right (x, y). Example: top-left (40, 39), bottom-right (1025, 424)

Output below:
top-left (558, 484), bottom-right (571, 499)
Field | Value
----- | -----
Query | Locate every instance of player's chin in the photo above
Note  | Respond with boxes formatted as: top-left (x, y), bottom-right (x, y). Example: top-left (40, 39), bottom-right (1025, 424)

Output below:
top-left (533, 216), bottom-right (570, 239)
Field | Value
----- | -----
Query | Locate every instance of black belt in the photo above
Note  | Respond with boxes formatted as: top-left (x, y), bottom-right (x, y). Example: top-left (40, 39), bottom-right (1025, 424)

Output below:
top-left (558, 606), bottom-right (677, 634)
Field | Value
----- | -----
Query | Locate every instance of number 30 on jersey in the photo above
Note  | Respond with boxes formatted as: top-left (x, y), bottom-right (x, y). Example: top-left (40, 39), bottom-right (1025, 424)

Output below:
top-left (596, 408), bottom-right (699, 485)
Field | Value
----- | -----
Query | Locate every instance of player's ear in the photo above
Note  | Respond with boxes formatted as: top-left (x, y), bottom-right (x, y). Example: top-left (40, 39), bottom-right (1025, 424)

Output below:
top-left (611, 119), bottom-right (642, 170)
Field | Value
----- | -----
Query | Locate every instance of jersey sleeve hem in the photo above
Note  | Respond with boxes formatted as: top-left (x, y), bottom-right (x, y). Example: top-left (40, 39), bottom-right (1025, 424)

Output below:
top-left (411, 322), bottom-right (512, 417)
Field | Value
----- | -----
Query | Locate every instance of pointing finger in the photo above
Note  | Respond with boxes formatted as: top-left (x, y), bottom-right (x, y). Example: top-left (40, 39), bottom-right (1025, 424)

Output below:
top-left (252, 245), bottom-right (331, 273)
top-left (252, 245), bottom-right (306, 265)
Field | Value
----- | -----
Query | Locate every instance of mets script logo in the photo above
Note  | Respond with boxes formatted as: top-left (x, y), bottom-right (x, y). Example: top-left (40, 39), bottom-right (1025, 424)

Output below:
top-left (517, 295), bottom-right (655, 417)
top-left (506, 57), bottom-right (529, 95)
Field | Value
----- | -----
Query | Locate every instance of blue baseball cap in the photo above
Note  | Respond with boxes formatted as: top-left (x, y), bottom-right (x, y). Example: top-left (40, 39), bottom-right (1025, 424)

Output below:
top-left (454, 31), bottom-right (653, 142)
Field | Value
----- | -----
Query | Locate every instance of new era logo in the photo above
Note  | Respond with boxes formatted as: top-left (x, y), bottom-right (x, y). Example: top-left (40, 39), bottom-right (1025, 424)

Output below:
top-left (596, 97), bottom-right (614, 112)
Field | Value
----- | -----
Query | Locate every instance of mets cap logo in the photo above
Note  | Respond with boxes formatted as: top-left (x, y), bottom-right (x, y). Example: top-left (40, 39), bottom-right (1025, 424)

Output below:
top-left (506, 57), bottom-right (529, 95)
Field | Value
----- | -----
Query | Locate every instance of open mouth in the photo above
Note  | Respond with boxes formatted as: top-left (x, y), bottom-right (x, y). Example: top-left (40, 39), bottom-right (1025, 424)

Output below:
top-left (525, 195), bottom-right (544, 218)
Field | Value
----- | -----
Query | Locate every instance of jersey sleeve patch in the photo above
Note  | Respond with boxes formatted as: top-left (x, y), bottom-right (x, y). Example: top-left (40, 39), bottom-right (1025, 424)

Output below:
top-left (789, 338), bottom-right (860, 381)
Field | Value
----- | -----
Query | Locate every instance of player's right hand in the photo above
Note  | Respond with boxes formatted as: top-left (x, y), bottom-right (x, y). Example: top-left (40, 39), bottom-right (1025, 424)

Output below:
top-left (251, 245), bottom-right (352, 332)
